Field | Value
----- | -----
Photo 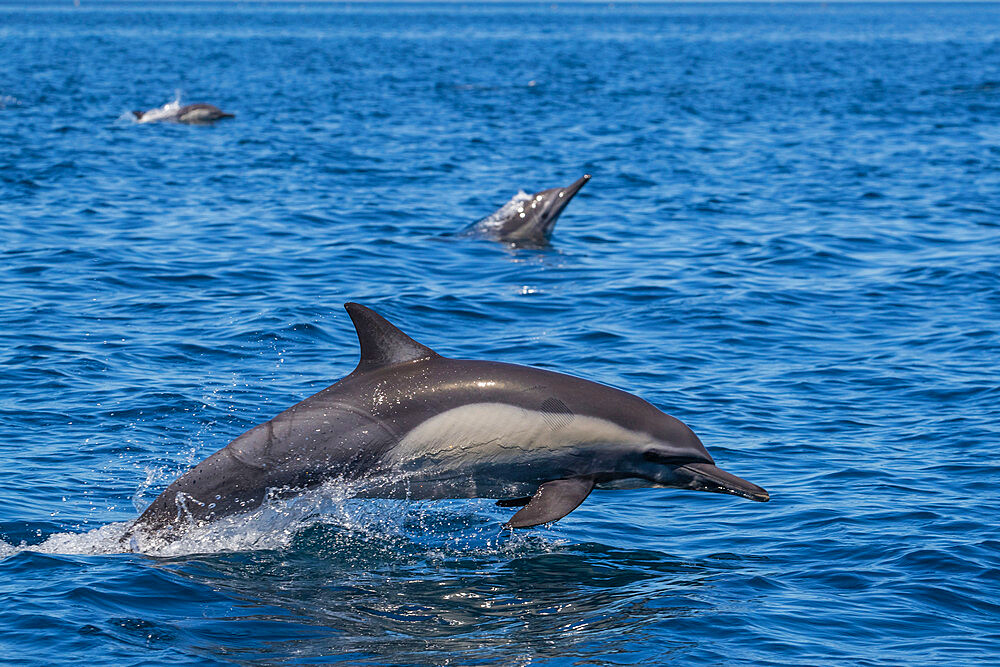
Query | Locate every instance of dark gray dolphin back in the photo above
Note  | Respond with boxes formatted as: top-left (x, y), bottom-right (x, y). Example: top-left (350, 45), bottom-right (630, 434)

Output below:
top-left (176, 104), bottom-right (235, 123)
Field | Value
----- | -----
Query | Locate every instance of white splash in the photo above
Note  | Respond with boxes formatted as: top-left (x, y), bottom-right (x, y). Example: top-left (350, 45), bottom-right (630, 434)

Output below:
top-left (0, 521), bottom-right (134, 558)
top-left (129, 91), bottom-right (183, 123)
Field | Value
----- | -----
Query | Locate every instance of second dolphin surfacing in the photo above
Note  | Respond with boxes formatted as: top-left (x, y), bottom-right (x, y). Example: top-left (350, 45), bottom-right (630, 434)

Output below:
top-left (128, 303), bottom-right (768, 542)
top-left (133, 102), bottom-right (234, 124)
top-left (467, 174), bottom-right (591, 245)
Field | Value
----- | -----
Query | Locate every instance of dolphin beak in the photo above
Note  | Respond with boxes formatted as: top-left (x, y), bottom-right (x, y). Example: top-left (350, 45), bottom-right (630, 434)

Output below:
top-left (561, 173), bottom-right (591, 200)
top-left (541, 174), bottom-right (591, 225)
top-left (675, 462), bottom-right (770, 502)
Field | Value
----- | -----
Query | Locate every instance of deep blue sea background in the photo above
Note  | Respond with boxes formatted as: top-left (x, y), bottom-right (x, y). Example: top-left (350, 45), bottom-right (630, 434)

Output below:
top-left (2, 1), bottom-right (999, 664)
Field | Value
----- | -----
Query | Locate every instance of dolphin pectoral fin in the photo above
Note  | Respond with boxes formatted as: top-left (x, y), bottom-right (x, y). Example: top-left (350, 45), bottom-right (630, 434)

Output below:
top-left (503, 477), bottom-right (594, 529)
top-left (496, 497), bottom-right (532, 507)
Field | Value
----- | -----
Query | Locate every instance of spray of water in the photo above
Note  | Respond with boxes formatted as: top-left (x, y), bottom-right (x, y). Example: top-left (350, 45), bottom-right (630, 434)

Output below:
top-left (0, 475), bottom-right (564, 561)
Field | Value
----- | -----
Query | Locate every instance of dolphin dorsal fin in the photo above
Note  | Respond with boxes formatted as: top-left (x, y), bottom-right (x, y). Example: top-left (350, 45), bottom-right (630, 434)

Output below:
top-left (345, 302), bottom-right (439, 371)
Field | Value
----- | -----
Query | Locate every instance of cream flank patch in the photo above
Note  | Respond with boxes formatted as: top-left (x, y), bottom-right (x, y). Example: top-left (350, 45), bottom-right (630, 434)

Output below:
top-left (388, 402), bottom-right (653, 466)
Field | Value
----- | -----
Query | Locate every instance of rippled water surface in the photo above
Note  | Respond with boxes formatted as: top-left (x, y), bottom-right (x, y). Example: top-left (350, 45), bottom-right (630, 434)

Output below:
top-left (2, 2), bottom-right (1000, 665)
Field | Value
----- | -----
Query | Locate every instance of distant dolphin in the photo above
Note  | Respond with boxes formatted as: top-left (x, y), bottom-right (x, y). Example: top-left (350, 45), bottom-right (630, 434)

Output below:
top-left (126, 303), bottom-right (767, 542)
top-left (133, 102), bottom-right (234, 124)
top-left (467, 174), bottom-right (591, 245)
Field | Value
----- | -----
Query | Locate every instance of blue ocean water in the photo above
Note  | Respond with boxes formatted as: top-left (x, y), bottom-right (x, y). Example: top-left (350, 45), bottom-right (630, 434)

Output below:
top-left (2, 1), bottom-right (1000, 664)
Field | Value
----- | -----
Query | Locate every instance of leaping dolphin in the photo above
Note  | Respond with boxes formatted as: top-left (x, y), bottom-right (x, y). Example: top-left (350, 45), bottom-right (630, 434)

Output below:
top-left (133, 102), bottom-right (234, 124)
top-left (467, 174), bottom-right (591, 245)
top-left (127, 303), bottom-right (767, 542)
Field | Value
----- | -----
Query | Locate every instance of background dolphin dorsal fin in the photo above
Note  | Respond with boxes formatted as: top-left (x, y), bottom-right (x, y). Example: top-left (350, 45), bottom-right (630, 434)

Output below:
top-left (344, 302), bottom-right (439, 370)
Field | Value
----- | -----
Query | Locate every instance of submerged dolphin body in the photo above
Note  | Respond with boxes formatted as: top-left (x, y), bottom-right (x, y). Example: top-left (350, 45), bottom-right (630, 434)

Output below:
top-left (133, 103), bottom-right (234, 124)
top-left (128, 303), bottom-right (767, 541)
top-left (468, 174), bottom-right (591, 245)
